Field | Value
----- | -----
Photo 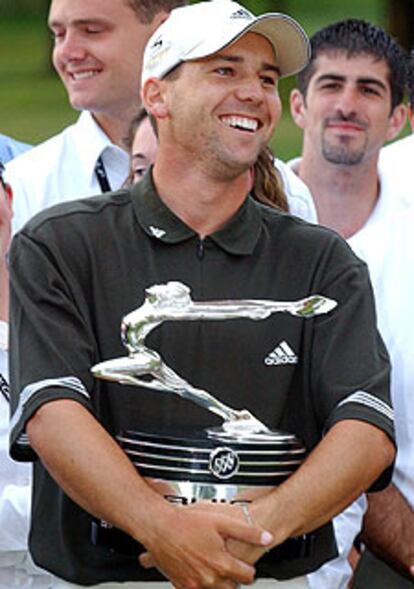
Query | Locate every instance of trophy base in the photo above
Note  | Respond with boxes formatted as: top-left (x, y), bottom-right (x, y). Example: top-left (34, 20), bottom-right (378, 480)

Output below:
top-left (91, 427), bottom-right (311, 560)
top-left (116, 427), bottom-right (307, 488)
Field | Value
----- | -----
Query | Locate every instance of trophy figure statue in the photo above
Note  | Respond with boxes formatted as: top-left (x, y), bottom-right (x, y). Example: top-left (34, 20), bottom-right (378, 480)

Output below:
top-left (91, 282), bottom-right (337, 556)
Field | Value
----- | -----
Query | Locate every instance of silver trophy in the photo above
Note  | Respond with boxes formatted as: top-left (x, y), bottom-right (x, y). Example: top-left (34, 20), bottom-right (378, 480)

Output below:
top-left (91, 282), bottom-right (337, 532)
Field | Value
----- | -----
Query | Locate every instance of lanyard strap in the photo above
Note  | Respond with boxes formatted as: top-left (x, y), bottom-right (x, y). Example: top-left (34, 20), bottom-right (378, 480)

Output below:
top-left (0, 373), bottom-right (9, 402)
top-left (95, 156), bottom-right (112, 193)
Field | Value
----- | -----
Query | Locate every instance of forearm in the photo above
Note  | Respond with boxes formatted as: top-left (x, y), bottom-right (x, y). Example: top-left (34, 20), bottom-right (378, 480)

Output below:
top-left (361, 484), bottom-right (414, 579)
top-left (28, 399), bottom-right (269, 588)
top-left (26, 399), bottom-right (170, 546)
top-left (253, 420), bottom-right (395, 547)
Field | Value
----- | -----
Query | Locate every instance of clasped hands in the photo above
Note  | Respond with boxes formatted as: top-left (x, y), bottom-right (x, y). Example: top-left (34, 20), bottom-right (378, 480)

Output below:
top-left (138, 501), bottom-right (274, 589)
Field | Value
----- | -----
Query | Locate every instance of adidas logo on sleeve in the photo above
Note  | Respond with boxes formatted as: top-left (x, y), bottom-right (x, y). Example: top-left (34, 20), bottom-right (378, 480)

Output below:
top-left (264, 341), bottom-right (298, 366)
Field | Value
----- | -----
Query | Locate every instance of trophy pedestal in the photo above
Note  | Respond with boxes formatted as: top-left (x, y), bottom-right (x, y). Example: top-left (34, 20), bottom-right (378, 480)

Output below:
top-left (91, 428), bottom-right (312, 560)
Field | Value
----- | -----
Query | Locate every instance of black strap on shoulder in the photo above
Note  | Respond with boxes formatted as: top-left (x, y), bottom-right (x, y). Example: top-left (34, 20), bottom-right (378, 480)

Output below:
top-left (0, 373), bottom-right (9, 402)
top-left (95, 156), bottom-right (112, 193)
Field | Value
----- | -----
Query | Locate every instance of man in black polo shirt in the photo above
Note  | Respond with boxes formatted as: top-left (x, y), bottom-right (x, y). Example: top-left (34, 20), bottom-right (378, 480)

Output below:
top-left (9, 2), bottom-right (395, 588)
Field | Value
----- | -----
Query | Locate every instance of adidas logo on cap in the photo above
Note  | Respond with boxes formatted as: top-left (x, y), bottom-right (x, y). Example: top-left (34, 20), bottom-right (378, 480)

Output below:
top-left (264, 341), bottom-right (298, 366)
top-left (230, 8), bottom-right (253, 20)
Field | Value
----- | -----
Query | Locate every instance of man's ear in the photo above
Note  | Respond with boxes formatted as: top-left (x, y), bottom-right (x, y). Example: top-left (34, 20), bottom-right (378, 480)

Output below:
top-left (4, 184), bottom-right (12, 209)
top-left (290, 88), bottom-right (307, 130)
top-left (141, 78), bottom-right (169, 122)
top-left (386, 103), bottom-right (407, 142)
top-left (409, 106), bottom-right (414, 132)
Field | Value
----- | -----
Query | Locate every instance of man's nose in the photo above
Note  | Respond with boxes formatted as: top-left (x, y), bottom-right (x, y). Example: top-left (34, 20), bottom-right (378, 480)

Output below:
top-left (335, 86), bottom-right (359, 118)
top-left (55, 31), bottom-right (87, 63)
top-left (234, 77), bottom-right (264, 104)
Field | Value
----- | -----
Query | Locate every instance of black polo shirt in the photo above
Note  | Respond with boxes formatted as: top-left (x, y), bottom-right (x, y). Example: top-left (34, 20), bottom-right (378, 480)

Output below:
top-left (9, 171), bottom-right (394, 584)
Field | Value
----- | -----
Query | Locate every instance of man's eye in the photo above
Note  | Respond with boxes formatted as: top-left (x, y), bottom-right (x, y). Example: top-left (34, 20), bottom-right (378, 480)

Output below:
top-left (86, 27), bottom-right (104, 34)
top-left (215, 67), bottom-right (233, 76)
top-left (51, 30), bottom-right (64, 41)
top-left (261, 75), bottom-right (277, 87)
top-left (133, 167), bottom-right (147, 182)
top-left (361, 86), bottom-right (380, 96)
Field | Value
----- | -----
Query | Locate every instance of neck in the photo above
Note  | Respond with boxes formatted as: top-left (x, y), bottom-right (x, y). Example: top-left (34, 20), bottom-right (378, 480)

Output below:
top-left (152, 152), bottom-right (252, 239)
top-left (93, 108), bottom-right (137, 149)
top-left (297, 147), bottom-right (380, 239)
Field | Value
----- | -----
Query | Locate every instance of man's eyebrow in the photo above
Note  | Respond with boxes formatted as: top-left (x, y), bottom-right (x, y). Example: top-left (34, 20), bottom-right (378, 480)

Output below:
top-left (356, 77), bottom-right (388, 90)
top-left (48, 17), bottom-right (109, 29)
top-left (314, 74), bottom-right (345, 84)
top-left (208, 53), bottom-right (281, 76)
top-left (315, 73), bottom-right (387, 91)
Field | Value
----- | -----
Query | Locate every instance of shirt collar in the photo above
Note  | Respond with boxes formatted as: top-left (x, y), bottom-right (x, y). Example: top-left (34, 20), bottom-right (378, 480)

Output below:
top-left (132, 168), bottom-right (263, 255)
top-left (73, 112), bottom-right (128, 184)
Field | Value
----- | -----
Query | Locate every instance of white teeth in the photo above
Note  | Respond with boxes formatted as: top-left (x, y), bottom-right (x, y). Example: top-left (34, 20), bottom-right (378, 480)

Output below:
top-left (221, 115), bottom-right (259, 132)
top-left (71, 70), bottom-right (99, 81)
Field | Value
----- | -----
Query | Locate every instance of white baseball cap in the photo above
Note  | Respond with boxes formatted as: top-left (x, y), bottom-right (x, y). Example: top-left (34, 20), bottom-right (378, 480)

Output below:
top-left (141, 0), bottom-right (310, 86)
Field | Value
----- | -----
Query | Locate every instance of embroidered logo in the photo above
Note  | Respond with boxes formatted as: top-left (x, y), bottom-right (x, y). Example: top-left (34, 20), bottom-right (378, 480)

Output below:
top-left (264, 341), bottom-right (298, 366)
top-left (209, 447), bottom-right (240, 479)
top-left (230, 8), bottom-right (253, 20)
top-left (149, 226), bottom-right (166, 239)
top-left (152, 38), bottom-right (163, 50)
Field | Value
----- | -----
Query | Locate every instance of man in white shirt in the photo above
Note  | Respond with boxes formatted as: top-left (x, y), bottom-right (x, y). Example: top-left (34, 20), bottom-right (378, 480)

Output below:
top-left (350, 45), bottom-right (414, 589)
top-left (288, 19), bottom-right (407, 242)
top-left (378, 47), bottom-right (414, 204)
top-left (288, 19), bottom-right (412, 588)
top-left (6, 0), bottom-right (187, 233)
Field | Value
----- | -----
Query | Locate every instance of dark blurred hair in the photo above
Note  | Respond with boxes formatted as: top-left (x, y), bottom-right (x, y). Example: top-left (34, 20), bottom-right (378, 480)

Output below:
top-left (125, 0), bottom-right (187, 23)
top-left (297, 19), bottom-right (407, 111)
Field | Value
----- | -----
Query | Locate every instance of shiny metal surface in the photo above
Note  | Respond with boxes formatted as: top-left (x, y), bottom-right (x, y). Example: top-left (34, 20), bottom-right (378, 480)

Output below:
top-left (92, 281), bottom-right (337, 438)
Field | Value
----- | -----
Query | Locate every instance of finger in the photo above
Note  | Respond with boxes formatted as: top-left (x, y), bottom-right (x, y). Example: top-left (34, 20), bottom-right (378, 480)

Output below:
top-left (139, 551), bottom-right (156, 569)
top-left (215, 579), bottom-right (240, 589)
top-left (226, 557), bottom-right (256, 585)
top-left (218, 516), bottom-right (273, 547)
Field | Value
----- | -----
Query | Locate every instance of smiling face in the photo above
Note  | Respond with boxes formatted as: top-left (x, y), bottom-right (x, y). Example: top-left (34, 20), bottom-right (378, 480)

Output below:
top-left (49, 0), bottom-right (165, 119)
top-left (145, 32), bottom-right (281, 179)
top-left (291, 52), bottom-right (406, 167)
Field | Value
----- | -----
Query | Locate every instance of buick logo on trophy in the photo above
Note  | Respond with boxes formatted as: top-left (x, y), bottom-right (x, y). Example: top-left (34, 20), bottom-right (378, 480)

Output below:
top-left (91, 282), bottom-right (337, 554)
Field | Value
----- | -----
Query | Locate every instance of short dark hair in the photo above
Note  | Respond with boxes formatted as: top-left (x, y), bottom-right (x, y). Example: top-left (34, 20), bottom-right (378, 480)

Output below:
top-left (407, 49), bottom-right (414, 110)
top-left (125, 0), bottom-right (188, 24)
top-left (297, 19), bottom-right (407, 111)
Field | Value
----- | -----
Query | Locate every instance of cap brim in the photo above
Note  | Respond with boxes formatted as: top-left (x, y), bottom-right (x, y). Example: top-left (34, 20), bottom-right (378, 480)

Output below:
top-left (247, 14), bottom-right (310, 78)
top-left (186, 13), bottom-right (310, 79)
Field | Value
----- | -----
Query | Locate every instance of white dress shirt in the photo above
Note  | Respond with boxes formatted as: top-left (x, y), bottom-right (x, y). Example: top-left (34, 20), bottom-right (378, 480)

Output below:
top-left (352, 208), bottom-right (414, 509)
top-left (6, 111), bottom-right (130, 234)
top-left (288, 156), bottom-right (413, 246)
top-left (274, 158), bottom-right (318, 223)
top-left (286, 151), bottom-right (414, 587)
top-left (377, 134), bottom-right (414, 208)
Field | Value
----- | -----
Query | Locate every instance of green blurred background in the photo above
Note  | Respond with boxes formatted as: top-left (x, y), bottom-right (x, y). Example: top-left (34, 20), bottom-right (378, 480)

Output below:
top-left (0, 0), bottom-right (412, 160)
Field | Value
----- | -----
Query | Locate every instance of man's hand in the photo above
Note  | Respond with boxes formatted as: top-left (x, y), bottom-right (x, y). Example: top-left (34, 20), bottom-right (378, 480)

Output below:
top-left (139, 501), bottom-right (273, 589)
